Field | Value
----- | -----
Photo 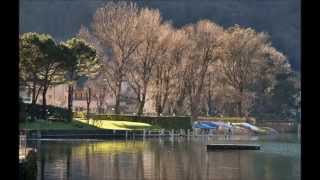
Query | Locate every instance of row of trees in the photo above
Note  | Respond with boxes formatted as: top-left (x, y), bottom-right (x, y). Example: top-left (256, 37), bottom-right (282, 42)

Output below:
top-left (77, 1), bottom-right (299, 121)
top-left (20, 1), bottom-right (300, 122)
top-left (20, 33), bottom-right (100, 121)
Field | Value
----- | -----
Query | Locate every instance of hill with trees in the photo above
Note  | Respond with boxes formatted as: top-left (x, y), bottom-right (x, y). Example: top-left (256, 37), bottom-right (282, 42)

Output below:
top-left (20, 0), bottom-right (300, 70)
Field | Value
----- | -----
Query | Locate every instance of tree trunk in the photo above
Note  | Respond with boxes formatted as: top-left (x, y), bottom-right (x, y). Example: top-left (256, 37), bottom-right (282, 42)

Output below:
top-left (42, 87), bottom-right (48, 121)
top-left (97, 100), bottom-right (102, 114)
top-left (207, 90), bottom-right (213, 116)
top-left (155, 93), bottom-right (162, 116)
top-left (67, 85), bottom-right (74, 122)
top-left (137, 88), bottom-right (147, 116)
top-left (32, 81), bottom-right (36, 105)
top-left (30, 81), bottom-right (37, 121)
top-left (86, 101), bottom-right (90, 116)
top-left (156, 103), bottom-right (162, 116)
top-left (137, 99), bottom-right (145, 117)
top-left (189, 92), bottom-right (199, 123)
top-left (190, 105), bottom-right (199, 123)
top-left (114, 82), bottom-right (122, 114)
top-left (168, 102), bottom-right (173, 115)
top-left (207, 101), bottom-right (213, 116)
top-left (86, 88), bottom-right (91, 119)
top-left (174, 92), bottom-right (186, 115)
top-left (31, 85), bottom-right (42, 121)
top-left (237, 101), bottom-right (242, 117)
top-left (237, 87), bottom-right (244, 117)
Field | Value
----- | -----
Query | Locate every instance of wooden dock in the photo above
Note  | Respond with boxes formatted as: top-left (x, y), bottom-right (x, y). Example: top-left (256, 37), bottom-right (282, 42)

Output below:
top-left (19, 133), bottom-right (34, 163)
top-left (19, 148), bottom-right (34, 163)
top-left (207, 144), bottom-right (260, 150)
top-left (26, 129), bottom-right (191, 139)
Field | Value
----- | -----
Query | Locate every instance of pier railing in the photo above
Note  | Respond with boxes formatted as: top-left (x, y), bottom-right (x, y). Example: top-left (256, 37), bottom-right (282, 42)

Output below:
top-left (24, 128), bottom-right (224, 139)
top-left (19, 131), bottom-right (27, 162)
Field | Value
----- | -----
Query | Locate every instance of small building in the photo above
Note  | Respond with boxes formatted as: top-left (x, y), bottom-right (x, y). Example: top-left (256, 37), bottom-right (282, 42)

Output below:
top-left (19, 79), bottom-right (138, 114)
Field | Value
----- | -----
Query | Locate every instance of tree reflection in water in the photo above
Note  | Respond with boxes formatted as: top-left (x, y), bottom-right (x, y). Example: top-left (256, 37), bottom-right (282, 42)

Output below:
top-left (35, 137), bottom-right (300, 180)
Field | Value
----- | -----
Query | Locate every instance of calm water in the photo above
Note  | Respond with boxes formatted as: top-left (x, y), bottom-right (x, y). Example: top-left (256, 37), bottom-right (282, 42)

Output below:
top-left (30, 134), bottom-right (300, 180)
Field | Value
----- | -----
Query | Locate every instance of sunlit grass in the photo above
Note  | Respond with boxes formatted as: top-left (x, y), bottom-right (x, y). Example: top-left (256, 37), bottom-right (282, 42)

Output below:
top-left (20, 118), bottom-right (159, 130)
top-left (72, 141), bottom-right (148, 156)
top-left (75, 118), bottom-right (157, 130)
top-left (19, 118), bottom-right (159, 130)
top-left (19, 120), bottom-right (99, 130)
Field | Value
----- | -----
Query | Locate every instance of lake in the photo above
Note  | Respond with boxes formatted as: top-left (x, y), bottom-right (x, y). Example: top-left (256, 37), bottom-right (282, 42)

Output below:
top-left (30, 134), bottom-right (300, 180)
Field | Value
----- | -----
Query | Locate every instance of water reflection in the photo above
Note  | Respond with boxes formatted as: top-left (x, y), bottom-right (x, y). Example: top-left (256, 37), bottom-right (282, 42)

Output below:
top-left (35, 136), bottom-right (300, 180)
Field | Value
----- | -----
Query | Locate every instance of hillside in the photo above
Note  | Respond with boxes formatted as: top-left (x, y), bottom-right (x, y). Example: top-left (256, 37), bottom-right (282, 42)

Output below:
top-left (19, 0), bottom-right (300, 70)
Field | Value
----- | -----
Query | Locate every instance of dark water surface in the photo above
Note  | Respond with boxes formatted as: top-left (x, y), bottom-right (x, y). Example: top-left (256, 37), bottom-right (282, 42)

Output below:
top-left (31, 134), bottom-right (300, 180)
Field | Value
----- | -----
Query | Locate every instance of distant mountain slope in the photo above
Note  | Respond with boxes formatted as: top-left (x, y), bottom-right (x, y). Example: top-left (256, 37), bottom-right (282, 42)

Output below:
top-left (20, 0), bottom-right (300, 70)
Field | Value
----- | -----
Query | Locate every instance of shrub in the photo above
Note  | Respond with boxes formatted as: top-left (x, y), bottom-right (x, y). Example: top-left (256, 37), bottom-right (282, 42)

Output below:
top-left (23, 103), bottom-right (69, 121)
top-left (19, 98), bottom-right (26, 123)
top-left (198, 116), bottom-right (247, 123)
top-left (73, 111), bottom-right (87, 119)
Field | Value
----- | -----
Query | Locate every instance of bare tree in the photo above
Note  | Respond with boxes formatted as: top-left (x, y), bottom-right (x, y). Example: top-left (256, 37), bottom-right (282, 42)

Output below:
top-left (78, 26), bottom-right (106, 116)
top-left (151, 55), bottom-right (174, 116)
top-left (77, 2), bottom-right (290, 120)
top-left (203, 67), bottom-right (218, 116)
top-left (128, 9), bottom-right (172, 116)
top-left (92, 76), bottom-right (109, 114)
top-left (220, 25), bottom-right (286, 117)
top-left (83, 80), bottom-right (93, 118)
top-left (251, 46), bottom-right (289, 117)
top-left (182, 20), bottom-right (224, 122)
top-left (148, 28), bottom-right (189, 116)
top-left (78, 25), bottom-right (105, 59)
top-left (91, 1), bottom-right (143, 114)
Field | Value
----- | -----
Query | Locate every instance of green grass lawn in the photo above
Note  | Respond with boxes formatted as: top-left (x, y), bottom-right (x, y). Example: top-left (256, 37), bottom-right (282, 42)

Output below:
top-left (75, 118), bottom-right (159, 130)
top-left (20, 119), bottom-right (159, 130)
top-left (20, 120), bottom-right (99, 130)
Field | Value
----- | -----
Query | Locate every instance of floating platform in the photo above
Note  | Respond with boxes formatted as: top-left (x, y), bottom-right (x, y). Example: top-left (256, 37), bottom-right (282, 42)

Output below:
top-left (19, 147), bottom-right (35, 163)
top-left (207, 144), bottom-right (260, 150)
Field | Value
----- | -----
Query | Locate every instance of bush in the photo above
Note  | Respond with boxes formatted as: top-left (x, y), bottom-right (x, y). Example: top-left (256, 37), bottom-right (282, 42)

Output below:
top-left (19, 98), bottom-right (26, 123)
top-left (89, 114), bottom-right (192, 130)
top-left (73, 111), bottom-right (87, 119)
top-left (23, 103), bottom-right (69, 121)
top-left (198, 116), bottom-right (247, 123)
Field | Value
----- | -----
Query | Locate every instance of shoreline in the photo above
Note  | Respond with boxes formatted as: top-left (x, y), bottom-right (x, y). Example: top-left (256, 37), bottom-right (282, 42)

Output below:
top-left (22, 129), bottom-right (290, 140)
